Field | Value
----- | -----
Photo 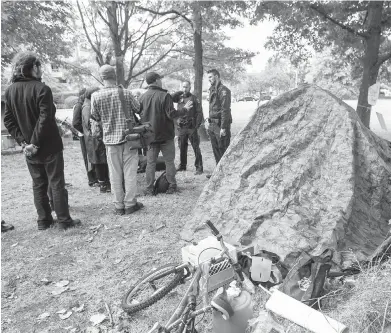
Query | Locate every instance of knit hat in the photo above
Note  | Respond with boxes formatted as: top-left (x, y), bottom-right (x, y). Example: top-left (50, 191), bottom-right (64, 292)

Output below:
top-left (99, 65), bottom-right (116, 80)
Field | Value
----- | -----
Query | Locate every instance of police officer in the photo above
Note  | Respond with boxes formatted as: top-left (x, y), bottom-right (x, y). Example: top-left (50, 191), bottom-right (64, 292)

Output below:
top-left (205, 69), bottom-right (232, 165)
top-left (172, 80), bottom-right (204, 175)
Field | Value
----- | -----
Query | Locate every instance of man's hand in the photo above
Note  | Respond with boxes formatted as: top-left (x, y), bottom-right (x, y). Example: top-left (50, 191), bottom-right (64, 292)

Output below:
top-left (220, 128), bottom-right (226, 137)
top-left (23, 144), bottom-right (38, 158)
top-left (183, 100), bottom-right (193, 111)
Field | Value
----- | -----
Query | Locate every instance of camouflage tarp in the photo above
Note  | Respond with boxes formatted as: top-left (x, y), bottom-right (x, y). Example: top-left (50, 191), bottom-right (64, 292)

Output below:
top-left (181, 85), bottom-right (391, 266)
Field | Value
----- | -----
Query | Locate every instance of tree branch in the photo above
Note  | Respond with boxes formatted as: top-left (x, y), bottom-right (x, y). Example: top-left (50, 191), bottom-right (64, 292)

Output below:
top-left (377, 50), bottom-right (391, 66)
top-left (129, 41), bottom-right (180, 83)
top-left (76, 0), bottom-right (104, 65)
top-left (136, 5), bottom-right (193, 28)
top-left (309, 4), bottom-right (368, 39)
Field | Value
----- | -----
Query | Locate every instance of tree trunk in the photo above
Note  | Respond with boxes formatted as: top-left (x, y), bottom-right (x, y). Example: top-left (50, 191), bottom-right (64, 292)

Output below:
top-left (192, 3), bottom-right (208, 141)
top-left (106, 2), bottom-right (126, 86)
top-left (356, 1), bottom-right (383, 128)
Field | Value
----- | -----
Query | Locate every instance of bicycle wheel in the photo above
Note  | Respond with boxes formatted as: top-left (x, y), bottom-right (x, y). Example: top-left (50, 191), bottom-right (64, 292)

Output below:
top-left (122, 263), bottom-right (186, 314)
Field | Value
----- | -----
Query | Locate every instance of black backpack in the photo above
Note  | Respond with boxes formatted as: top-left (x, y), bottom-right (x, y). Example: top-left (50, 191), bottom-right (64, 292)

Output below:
top-left (153, 172), bottom-right (169, 195)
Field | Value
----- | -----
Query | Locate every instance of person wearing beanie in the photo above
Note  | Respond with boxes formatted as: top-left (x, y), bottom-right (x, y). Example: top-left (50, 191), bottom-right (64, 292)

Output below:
top-left (138, 72), bottom-right (193, 195)
top-left (90, 65), bottom-right (143, 215)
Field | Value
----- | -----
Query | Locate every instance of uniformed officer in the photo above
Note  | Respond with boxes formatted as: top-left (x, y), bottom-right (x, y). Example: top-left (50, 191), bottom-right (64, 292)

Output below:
top-left (172, 81), bottom-right (204, 175)
top-left (205, 69), bottom-right (232, 165)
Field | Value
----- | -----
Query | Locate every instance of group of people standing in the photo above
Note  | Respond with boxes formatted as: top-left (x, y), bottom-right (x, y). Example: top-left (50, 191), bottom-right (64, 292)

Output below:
top-left (3, 51), bottom-right (232, 229)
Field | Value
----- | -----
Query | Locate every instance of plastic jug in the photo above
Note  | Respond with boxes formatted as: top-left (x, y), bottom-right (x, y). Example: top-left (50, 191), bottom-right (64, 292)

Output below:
top-left (212, 290), bottom-right (253, 333)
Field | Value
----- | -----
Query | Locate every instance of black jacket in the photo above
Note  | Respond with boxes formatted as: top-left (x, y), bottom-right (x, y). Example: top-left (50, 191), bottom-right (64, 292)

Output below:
top-left (139, 85), bottom-right (186, 142)
top-left (4, 77), bottom-right (63, 158)
top-left (172, 92), bottom-right (203, 129)
top-left (209, 81), bottom-right (232, 129)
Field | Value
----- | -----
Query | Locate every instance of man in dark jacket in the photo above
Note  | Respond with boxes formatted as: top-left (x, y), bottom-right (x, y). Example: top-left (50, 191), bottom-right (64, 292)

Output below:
top-left (4, 52), bottom-right (81, 230)
top-left (139, 72), bottom-right (192, 194)
top-left (172, 80), bottom-right (203, 175)
top-left (205, 69), bottom-right (232, 165)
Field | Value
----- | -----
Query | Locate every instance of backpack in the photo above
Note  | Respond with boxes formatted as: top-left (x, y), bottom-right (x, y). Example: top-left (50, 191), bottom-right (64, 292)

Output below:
top-left (153, 172), bottom-right (169, 195)
top-left (280, 249), bottom-right (333, 309)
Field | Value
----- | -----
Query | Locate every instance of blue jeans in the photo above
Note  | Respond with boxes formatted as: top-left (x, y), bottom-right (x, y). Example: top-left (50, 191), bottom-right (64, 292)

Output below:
top-left (26, 151), bottom-right (72, 224)
top-left (146, 139), bottom-right (176, 189)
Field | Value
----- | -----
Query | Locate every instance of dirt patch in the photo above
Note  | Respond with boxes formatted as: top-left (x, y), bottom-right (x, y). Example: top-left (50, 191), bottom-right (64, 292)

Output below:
top-left (1, 134), bottom-right (231, 333)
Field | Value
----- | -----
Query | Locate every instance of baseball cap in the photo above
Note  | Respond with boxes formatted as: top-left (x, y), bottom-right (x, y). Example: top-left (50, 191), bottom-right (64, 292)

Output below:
top-left (99, 65), bottom-right (116, 80)
top-left (146, 72), bottom-right (164, 85)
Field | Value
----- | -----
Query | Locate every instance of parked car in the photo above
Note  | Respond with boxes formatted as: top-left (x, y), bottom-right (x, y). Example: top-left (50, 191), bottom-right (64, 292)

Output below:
top-left (259, 95), bottom-right (272, 101)
top-left (238, 96), bottom-right (257, 102)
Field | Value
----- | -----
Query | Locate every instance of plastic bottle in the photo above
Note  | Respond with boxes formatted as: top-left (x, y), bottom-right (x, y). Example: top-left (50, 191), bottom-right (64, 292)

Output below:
top-left (212, 290), bottom-right (254, 333)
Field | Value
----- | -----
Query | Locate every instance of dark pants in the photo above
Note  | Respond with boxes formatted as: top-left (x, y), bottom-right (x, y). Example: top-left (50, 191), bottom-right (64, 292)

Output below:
top-left (178, 127), bottom-right (203, 171)
top-left (80, 136), bottom-right (97, 185)
top-left (94, 163), bottom-right (110, 182)
top-left (26, 151), bottom-right (72, 224)
top-left (208, 123), bottom-right (231, 164)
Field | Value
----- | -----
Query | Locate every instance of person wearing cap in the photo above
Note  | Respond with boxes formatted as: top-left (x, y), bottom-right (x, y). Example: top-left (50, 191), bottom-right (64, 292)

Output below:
top-left (172, 80), bottom-right (203, 175)
top-left (90, 65), bottom-right (143, 215)
top-left (139, 72), bottom-right (193, 195)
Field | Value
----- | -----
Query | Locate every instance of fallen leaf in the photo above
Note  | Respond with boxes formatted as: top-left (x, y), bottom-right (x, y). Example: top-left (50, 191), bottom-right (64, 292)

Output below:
top-left (72, 304), bottom-right (85, 312)
top-left (114, 258), bottom-right (122, 264)
top-left (37, 312), bottom-right (50, 320)
top-left (156, 224), bottom-right (166, 231)
top-left (157, 251), bottom-right (164, 254)
top-left (55, 280), bottom-right (70, 287)
top-left (11, 243), bottom-right (18, 247)
top-left (59, 311), bottom-right (72, 320)
top-left (138, 229), bottom-right (147, 240)
top-left (85, 327), bottom-right (100, 333)
top-left (86, 236), bottom-right (94, 243)
top-left (90, 313), bottom-right (106, 326)
top-left (56, 309), bottom-right (67, 314)
top-left (40, 278), bottom-right (51, 285)
top-left (51, 286), bottom-right (69, 295)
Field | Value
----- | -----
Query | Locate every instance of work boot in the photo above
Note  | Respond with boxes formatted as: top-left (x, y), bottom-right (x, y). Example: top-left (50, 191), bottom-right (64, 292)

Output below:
top-left (124, 202), bottom-right (144, 215)
top-left (58, 219), bottom-right (82, 231)
top-left (2, 220), bottom-right (15, 233)
top-left (99, 181), bottom-right (111, 193)
top-left (195, 169), bottom-right (203, 175)
top-left (37, 220), bottom-right (54, 231)
top-left (114, 208), bottom-right (125, 216)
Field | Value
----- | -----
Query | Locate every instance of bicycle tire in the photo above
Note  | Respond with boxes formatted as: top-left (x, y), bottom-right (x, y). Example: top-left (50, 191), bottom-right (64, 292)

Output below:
top-left (122, 263), bottom-right (185, 314)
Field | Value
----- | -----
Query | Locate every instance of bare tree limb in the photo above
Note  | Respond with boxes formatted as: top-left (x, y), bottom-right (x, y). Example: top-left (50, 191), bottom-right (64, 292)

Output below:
top-left (136, 5), bottom-right (193, 28)
top-left (76, 0), bottom-right (104, 65)
top-left (309, 4), bottom-right (368, 39)
top-left (59, 61), bottom-right (103, 85)
top-left (378, 50), bottom-right (391, 66)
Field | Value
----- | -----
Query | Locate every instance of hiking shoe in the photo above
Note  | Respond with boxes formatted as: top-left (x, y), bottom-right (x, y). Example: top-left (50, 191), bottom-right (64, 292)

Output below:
top-left (100, 182), bottom-right (111, 193)
top-left (37, 220), bottom-right (54, 231)
top-left (1, 220), bottom-right (15, 233)
top-left (124, 202), bottom-right (144, 215)
top-left (166, 186), bottom-right (177, 194)
top-left (195, 169), bottom-right (203, 175)
top-left (58, 219), bottom-right (82, 231)
top-left (176, 166), bottom-right (186, 172)
top-left (114, 208), bottom-right (125, 216)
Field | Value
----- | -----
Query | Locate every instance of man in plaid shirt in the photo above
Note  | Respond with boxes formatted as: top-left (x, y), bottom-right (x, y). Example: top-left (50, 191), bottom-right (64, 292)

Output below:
top-left (91, 65), bottom-right (144, 215)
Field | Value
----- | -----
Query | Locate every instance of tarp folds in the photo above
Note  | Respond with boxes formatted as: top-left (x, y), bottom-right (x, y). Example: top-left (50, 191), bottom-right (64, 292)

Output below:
top-left (181, 85), bottom-right (391, 266)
